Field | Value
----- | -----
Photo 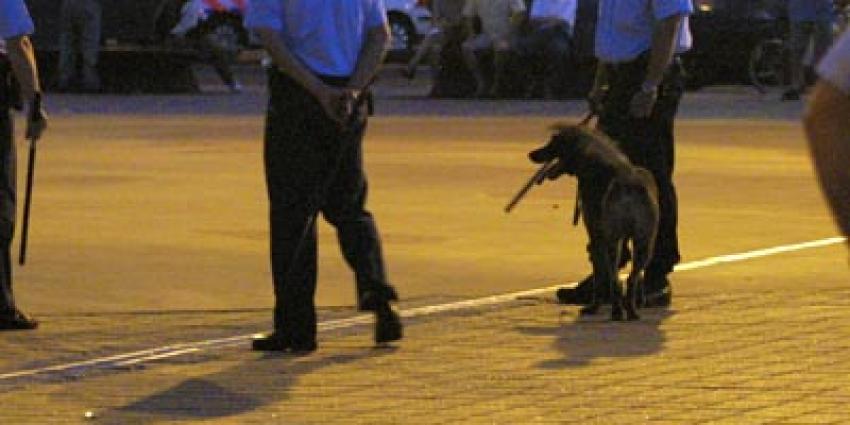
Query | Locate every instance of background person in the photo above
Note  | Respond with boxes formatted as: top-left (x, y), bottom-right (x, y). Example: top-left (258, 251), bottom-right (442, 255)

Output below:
top-left (515, 0), bottom-right (577, 98)
top-left (0, 0), bottom-right (48, 330)
top-left (557, 0), bottom-right (692, 308)
top-left (56, 0), bottom-right (102, 92)
top-left (804, 31), bottom-right (850, 239)
top-left (401, 0), bottom-right (466, 85)
top-left (245, 0), bottom-right (403, 354)
top-left (461, 0), bottom-right (527, 97)
top-left (782, 0), bottom-right (834, 101)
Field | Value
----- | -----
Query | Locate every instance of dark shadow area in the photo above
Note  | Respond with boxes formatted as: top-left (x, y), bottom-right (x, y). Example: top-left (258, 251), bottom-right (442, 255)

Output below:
top-left (98, 347), bottom-right (398, 424)
top-left (516, 308), bottom-right (674, 369)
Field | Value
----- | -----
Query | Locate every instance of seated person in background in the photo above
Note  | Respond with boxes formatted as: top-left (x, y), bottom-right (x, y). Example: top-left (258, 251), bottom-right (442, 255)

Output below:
top-left (516, 0), bottom-right (576, 98)
top-left (461, 0), bottom-right (527, 97)
top-left (402, 0), bottom-right (466, 84)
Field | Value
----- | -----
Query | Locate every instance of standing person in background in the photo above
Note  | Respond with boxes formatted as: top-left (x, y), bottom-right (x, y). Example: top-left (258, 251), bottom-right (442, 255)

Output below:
top-left (401, 0), bottom-right (466, 85)
top-left (57, 0), bottom-right (102, 92)
top-left (804, 31), bottom-right (850, 240)
top-left (461, 0), bottom-right (526, 97)
top-left (245, 0), bottom-right (403, 354)
top-left (557, 0), bottom-right (692, 308)
top-left (0, 0), bottom-right (48, 330)
top-left (782, 0), bottom-right (834, 101)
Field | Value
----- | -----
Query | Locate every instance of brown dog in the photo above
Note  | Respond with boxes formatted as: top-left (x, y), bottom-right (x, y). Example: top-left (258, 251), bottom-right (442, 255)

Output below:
top-left (529, 125), bottom-right (659, 320)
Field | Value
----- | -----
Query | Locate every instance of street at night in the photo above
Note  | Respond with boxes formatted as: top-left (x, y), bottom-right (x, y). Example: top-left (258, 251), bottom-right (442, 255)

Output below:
top-left (0, 68), bottom-right (848, 422)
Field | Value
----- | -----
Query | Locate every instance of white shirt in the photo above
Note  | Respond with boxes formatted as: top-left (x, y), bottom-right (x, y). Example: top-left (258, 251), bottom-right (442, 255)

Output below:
top-left (818, 31), bottom-right (850, 94)
top-left (245, 0), bottom-right (387, 77)
top-left (530, 0), bottom-right (578, 30)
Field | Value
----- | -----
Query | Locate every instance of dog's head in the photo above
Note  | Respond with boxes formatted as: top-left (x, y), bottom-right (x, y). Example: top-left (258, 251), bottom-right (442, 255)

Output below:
top-left (527, 125), bottom-right (590, 179)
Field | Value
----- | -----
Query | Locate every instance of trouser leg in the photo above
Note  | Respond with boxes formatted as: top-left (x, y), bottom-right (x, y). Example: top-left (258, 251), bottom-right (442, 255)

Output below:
top-left (321, 123), bottom-right (397, 311)
top-left (79, 0), bottom-right (101, 89)
top-left (57, 0), bottom-right (77, 87)
top-left (264, 72), bottom-right (326, 344)
top-left (0, 109), bottom-right (15, 312)
top-left (599, 57), bottom-right (682, 278)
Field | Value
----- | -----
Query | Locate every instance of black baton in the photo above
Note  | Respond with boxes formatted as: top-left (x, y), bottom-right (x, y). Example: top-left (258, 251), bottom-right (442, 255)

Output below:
top-left (19, 135), bottom-right (36, 265)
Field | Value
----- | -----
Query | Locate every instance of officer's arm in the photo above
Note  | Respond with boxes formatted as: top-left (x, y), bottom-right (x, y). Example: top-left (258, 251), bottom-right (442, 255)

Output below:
top-left (643, 13), bottom-right (685, 91)
top-left (804, 80), bottom-right (850, 240)
top-left (253, 27), bottom-right (327, 100)
top-left (348, 23), bottom-right (390, 92)
top-left (4, 35), bottom-right (41, 103)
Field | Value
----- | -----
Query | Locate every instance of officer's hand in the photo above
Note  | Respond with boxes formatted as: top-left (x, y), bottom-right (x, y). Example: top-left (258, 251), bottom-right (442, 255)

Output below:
top-left (315, 85), bottom-right (347, 125)
top-left (629, 86), bottom-right (657, 118)
top-left (25, 94), bottom-right (47, 141)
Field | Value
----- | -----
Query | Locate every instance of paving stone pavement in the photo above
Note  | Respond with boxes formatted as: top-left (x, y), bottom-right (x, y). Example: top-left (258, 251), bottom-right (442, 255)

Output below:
top-left (2, 284), bottom-right (850, 424)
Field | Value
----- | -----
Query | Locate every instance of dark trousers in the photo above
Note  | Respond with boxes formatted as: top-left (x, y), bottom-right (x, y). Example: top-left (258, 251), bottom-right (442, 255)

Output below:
top-left (264, 71), bottom-right (397, 345)
top-left (58, 0), bottom-right (102, 88)
top-left (516, 22), bottom-right (572, 94)
top-left (0, 70), bottom-right (16, 312)
top-left (598, 54), bottom-right (684, 279)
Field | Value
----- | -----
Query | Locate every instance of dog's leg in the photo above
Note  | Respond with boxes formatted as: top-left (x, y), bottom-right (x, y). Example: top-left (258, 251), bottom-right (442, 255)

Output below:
top-left (626, 234), bottom-right (655, 320)
top-left (579, 239), bottom-right (610, 317)
top-left (609, 240), bottom-right (626, 321)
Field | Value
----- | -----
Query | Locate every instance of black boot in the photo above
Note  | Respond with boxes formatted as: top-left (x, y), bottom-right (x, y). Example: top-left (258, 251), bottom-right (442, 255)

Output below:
top-left (374, 304), bottom-right (403, 345)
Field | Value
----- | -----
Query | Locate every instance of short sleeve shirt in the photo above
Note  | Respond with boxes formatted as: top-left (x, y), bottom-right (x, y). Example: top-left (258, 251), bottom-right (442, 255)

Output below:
top-left (818, 31), bottom-right (850, 94)
top-left (530, 0), bottom-right (578, 29)
top-left (463, 0), bottom-right (526, 40)
top-left (595, 0), bottom-right (693, 63)
top-left (0, 0), bottom-right (35, 39)
top-left (245, 0), bottom-right (387, 77)
top-left (788, 0), bottom-right (833, 23)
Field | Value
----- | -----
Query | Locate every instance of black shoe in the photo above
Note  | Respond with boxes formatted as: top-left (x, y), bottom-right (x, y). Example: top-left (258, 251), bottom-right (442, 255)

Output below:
top-left (251, 333), bottom-right (317, 354)
top-left (0, 309), bottom-right (38, 331)
top-left (640, 275), bottom-right (672, 308)
top-left (556, 275), bottom-right (605, 305)
top-left (375, 305), bottom-right (403, 344)
top-left (781, 89), bottom-right (800, 101)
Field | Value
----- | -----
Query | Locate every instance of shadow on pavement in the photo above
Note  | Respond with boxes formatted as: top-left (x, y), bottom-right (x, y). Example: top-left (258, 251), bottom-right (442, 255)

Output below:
top-left (517, 309), bottom-right (674, 368)
top-left (98, 346), bottom-right (398, 424)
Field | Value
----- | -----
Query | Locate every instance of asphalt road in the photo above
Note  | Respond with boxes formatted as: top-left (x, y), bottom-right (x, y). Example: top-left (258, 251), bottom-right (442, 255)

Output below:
top-left (1, 73), bottom-right (849, 422)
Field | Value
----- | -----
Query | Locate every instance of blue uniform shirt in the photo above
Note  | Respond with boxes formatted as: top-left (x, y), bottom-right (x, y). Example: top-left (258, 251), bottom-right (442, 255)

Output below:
top-left (0, 0), bottom-right (35, 39)
top-left (788, 0), bottom-right (833, 23)
top-left (595, 0), bottom-right (693, 63)
top-left (245, 0), bottom-right (388, 77)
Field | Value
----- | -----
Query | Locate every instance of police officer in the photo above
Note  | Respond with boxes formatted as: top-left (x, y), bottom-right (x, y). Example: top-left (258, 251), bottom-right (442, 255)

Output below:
top-left (245, 0), bottom-right (402, 353)
top-left (557, 0), bottom-right (692, 308)
top-left (0, 0), bottom-right (48, 330)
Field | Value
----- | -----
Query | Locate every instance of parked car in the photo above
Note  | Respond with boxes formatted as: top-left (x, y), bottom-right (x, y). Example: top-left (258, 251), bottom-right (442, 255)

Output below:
top-left (385, 0), bottom-right (433, 55)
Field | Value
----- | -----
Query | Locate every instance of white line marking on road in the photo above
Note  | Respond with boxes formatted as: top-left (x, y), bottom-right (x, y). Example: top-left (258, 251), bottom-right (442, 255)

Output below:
top-left (0, 236), bottom-right (845, 382)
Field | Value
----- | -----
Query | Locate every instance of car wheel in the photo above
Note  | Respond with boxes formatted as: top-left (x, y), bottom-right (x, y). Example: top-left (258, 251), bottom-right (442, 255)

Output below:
top-left (748, 38), bottom-right (787, 93)
top-left (388, 14), bottom-right (416, 55)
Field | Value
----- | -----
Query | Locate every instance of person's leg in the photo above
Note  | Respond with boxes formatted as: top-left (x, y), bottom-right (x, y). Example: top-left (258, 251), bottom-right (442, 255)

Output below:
top-left (785, 21), bottom-right (811, 100)
top-left (255, 71), bottom-right (328, 351)
top-left (404, 29), bottom-right (440, 78)
top-left (542, 27), bottom-right (572, 99)
top-left (462, 34), bottom-right (492, 96)
top-left (321, 114), bottom-right (402, 343)
top-left (491, 37), bottom-right (512, 97)
top-left (78, 0), bottom-right (101, 91)
top-left (56, 0), bottom-right (77, 90)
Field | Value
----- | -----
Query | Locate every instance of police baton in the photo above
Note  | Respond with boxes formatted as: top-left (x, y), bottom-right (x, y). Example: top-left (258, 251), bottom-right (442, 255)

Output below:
top-left (19, 94), bottom-right (44, 266)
